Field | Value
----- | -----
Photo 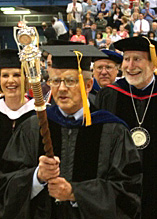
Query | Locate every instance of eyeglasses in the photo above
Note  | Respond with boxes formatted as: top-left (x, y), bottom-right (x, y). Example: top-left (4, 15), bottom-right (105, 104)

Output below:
top-left (49, 77), bottom-right (79, 87)
top-left (95, 65), bottom-right (116, 72)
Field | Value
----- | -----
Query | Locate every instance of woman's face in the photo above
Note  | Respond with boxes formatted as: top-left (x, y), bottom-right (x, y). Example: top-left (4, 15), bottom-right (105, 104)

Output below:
top-left (134, 7), bottom-right (139, 13)
top-left (119, 25), bottom-right (124, 31)
top-left (101, 3), bottom-right (106, 9)
top-left (133, 12), bottom-right (139, 20)
top-left (116, 7), bottom-right (120, 13)
top-left (76, 29), bottom-right (81, 36)
top-left (0, 68), bottom-right (23, 99)
top-left (106, 27), bottom-right (111, 34)
top-left (97, 33), bottom-right (101, 39)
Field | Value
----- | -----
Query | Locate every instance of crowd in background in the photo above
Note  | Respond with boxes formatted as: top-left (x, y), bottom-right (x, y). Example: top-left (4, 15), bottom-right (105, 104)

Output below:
top-left (39, 0), bottom-right (157, 90)
top-left (42, 0), bottom-right (157, 51)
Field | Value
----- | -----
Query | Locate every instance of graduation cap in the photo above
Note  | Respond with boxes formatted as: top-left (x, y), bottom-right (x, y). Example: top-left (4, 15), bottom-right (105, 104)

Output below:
top-left (114, 36), bottom-right (157, 67)
top-left (0, 49), bottom-right (21, 69)
top-left (99, 49), bottom-right (123, 64)
top-left (40, 44), bottom-right (107, 71)
top-left (40, 44), bottom-right (107, 126)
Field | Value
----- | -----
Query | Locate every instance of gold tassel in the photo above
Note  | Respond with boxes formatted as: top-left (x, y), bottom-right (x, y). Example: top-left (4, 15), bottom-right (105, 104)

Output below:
top-left (20, 62), bottom-right (25, 103)
top-left (143, 36), bottom-right (157, 67)
top-left (149, 43), bottom-right (157, 67)
top-left (73, 50), bottom-right (91, 126)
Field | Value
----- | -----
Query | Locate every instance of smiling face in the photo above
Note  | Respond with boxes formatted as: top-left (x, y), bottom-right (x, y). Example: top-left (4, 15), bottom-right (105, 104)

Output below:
top-left (49, 68), bottom-right (93, 115)
top-left (76, 28), bottom-right (82, 36)
top-left (0, 68), bottom-right (23, 100)
top-left (122, 51), bottom-right (155, 89)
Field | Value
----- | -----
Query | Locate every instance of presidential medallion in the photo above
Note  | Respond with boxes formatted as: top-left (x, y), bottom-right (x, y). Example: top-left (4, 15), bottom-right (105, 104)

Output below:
top-left (130, 127), bottom-right (150, 150)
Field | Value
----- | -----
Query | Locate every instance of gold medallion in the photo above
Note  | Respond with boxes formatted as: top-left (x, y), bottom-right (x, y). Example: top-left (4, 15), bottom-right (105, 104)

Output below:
top-left (130, 127), bottom-right (150, 149)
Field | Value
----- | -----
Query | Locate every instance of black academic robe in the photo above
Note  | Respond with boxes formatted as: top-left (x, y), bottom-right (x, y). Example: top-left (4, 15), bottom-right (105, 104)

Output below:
top-left (0, 98), bottom-right (35, 161)
top-left (95, 75), bottom-right (157, 219)
top-left (0, 105), bottom-right (142, 219)
top-left (0, 112), bottom-right (34, 159)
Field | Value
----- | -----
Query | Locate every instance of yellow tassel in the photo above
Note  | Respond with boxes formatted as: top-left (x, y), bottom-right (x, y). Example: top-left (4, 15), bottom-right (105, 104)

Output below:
top-left (20, 62), bottom-right (25, 103)
top-left (73, 50), bottom-right (91, 126)
top-left (143, 36), bottom-right (157, 67)
top-left (149, 44), bottom-right (157, 68)
top-left (79, 74), bottom-right (91, 126)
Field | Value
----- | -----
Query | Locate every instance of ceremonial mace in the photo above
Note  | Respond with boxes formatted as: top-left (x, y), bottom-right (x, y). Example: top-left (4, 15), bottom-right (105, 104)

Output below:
top-left (14, 25), bottom-right (54, 157)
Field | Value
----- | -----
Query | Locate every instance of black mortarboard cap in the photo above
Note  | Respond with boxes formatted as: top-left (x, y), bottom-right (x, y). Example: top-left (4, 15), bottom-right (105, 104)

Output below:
top-left (40, 45), bottom-right (107, 71)
top-left (0, 49), bottom-right (21, 68)
top-left (114, 36), bottom-right (157, 53)
top-left (100, 49), bottom-right (123, 64)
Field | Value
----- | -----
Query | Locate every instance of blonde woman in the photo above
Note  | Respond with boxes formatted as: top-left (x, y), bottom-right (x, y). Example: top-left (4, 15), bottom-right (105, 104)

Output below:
top-left (0, 49), bottom-right (35, 161)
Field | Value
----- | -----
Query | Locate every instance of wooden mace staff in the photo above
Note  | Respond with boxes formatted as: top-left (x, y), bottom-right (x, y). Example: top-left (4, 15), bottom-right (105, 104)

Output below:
top-left (14, 25), bottom-right (54, 158)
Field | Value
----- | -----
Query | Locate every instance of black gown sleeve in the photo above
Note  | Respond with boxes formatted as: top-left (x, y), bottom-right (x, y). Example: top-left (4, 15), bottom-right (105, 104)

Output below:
top-left (95, 86), bottom-right (118, 113)
top-left (71, 123), bottom-right (142, 219)
top-left (0, 116), bottom-right (41, 219)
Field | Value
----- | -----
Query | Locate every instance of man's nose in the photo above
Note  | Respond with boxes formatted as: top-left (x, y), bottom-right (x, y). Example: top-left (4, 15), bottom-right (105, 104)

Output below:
top-left (101, 67), bottom-right (108, 74)
top-left (58, 80), bottom-right (67, 90)
top-left (127, 60), bottom-right (135, 70)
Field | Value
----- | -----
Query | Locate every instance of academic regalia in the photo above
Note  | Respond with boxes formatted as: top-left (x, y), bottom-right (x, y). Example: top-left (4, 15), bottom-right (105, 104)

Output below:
top-left (0, 104), bottom-right (142, 219)
top-left (95, 75), bottom-right (157, 219)
top-left (0, 98), bottom-right (35, 161)
top-left (0, 44), bottom-right (141, 218)
top-left (0, 49), bottom-right (35, 162)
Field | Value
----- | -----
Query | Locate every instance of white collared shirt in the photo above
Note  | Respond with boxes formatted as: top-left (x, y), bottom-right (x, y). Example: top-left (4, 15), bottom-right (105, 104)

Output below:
top-left (58, 107), bottom-right (83, 120)
top-left (142, 75), bottom-right (155, 91)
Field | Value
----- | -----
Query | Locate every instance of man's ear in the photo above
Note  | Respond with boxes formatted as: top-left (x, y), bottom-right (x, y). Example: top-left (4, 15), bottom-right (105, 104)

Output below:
top-left (85, 78), bottom-right (93, 95)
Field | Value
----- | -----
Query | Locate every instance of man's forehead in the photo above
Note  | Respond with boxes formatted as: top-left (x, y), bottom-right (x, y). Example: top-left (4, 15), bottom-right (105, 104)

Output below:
top-left (94, 59), bottom-right (116, 65)
top-left (50, 68), bottom-right (78, 75)
top-left (123, 50), bottom-right (148, 57)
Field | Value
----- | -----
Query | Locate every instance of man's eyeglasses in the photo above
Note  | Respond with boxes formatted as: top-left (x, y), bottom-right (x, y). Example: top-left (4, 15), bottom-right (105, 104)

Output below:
top-left (49, 77), bottom-right (79, 87)
top-left (95, 65), bottom-right (116, 72)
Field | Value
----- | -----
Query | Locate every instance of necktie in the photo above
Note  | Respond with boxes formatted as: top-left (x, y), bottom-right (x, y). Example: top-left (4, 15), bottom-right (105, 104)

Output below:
top-left (67, 116), bottom-right (75, 121)
top-left (140, 20), bottom-right (142, 32)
